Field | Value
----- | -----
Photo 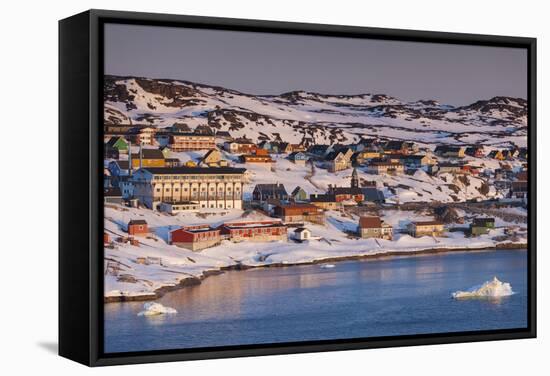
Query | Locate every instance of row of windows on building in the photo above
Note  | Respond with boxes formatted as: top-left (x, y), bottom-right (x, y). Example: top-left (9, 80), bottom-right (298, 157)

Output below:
top-left (152, 175), bottom-right (241, 181)
top-left (154, 186), bottom-right (241, 193)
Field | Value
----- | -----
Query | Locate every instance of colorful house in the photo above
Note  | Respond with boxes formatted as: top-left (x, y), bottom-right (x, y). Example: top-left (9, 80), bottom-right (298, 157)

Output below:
top-left (470, 218), bottom-right (495, 236)
top-left (288, 151), bottom-right (309, 165)
top-left (273, 203), bottom-right (325, 225)
top-left (465, 146), bottom-right (485, 158)
top-left (310, 194), bottom-right (342, 210)
top-left (239, 149), bottom-right (274, 165)
top-left (408, 221), bottom-right (445, 237)
top-left (224, 138), bottom-right (257, 154)
top-left (291, 186), bottom-right (308, 202)
top-left (293, 227), bottom-right (312, 241)
top-left (169, 225), bottom-right (221, 251)
top-left (253, 183), bottom-right (289, 202)
top-left (488, 150), bottom-right (505, 160)
top-left (358, 216), bottom-right (393, 240)
top-left (200, 149), bottom-right (223, 166)
top-left (218, 220), bottom-right (287, 242)
top-left (130, 148), bottom-right (166, 168)
top-left (127, 219), bottom-right (148, 236)
top-left (366, 159), bottom-right (405, 175)
top-left (325, 151), bottom-right (352, 172)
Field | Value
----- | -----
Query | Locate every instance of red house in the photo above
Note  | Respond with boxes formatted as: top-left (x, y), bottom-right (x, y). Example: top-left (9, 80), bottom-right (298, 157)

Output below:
top-left (218, 220), bottom-right (287, 242)
top-left (170, 225), bottom-right (221, 251)
top-left (127, 219), bottom-right (148, 236)
top-left (103, 232), bottom-right (111, 244)
top-left (273, 203), bottom-right (325, 224)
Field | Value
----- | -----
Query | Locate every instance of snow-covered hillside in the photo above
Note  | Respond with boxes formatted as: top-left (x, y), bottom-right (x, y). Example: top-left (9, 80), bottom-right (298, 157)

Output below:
top-left (104, 76), bottom-right (528, 148)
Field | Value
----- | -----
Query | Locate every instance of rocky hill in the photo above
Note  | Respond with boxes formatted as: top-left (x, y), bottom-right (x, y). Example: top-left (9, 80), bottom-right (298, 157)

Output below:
top-left (104, 75), bottom-right (528, 148)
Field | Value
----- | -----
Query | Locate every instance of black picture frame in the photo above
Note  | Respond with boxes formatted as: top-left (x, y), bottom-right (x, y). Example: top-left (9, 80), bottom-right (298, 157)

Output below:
top-left (59, 9), bottom-right (537, 367)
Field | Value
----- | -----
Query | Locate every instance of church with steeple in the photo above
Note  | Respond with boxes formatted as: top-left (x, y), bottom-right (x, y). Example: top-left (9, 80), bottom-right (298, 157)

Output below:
top-left (327, 168), bottom-right (365, 203)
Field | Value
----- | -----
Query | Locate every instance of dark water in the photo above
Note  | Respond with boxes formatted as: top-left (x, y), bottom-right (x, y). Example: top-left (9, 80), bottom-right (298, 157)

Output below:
top-left (104, 249), bottom-right (528, 353)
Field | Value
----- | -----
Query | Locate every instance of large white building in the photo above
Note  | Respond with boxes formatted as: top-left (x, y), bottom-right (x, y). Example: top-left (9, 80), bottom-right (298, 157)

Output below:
top-left (132, 167), bottom-right (246, 210)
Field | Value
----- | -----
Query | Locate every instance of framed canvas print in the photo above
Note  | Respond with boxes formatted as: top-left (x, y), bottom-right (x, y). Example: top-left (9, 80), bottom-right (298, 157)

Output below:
top-left (59, 9), bottom-right (536, 366)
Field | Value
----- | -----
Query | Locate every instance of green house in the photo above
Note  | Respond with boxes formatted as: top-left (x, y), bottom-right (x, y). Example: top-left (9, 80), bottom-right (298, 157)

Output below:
top-left (291, 186), bottom-right (308, 202)
top-left (106, 136), bottom-right (129, 152)
top-left (470, 217), bottom-right (495, 236)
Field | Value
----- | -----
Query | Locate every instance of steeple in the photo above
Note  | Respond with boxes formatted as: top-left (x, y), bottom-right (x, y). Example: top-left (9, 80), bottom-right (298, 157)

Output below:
top-left (351, 168), bottom-right (359, 188)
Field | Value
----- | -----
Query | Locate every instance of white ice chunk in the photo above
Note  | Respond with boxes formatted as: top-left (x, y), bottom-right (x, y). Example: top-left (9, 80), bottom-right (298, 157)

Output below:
top-left (320, 264), bottom-right (335, 269)
top-left (137, 302), bottom-right (177, 316)
top-left (452, 277), bottom-right (514, 299)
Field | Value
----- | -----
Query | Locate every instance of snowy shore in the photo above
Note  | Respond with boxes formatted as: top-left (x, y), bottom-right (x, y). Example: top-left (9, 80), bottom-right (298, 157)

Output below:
top-left (105, 239), bottom-right (527, 303)
top-left (104, 200), bottom-right (527, 303)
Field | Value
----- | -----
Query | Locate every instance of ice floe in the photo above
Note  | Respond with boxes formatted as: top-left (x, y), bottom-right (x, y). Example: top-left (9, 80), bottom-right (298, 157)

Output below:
top-left (452, 277), bottom-right (514, 299)
top-left (137, 302), bottom-right (177, 316)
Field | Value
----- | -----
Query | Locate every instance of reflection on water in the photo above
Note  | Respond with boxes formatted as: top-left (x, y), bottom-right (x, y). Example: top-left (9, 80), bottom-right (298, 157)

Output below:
top-left (104, 250), bottom-right (528, 353)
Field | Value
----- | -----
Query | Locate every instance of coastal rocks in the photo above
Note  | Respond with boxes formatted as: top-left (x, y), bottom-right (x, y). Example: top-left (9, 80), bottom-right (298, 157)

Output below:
top-left (452, 276), bottom-right (514, 299)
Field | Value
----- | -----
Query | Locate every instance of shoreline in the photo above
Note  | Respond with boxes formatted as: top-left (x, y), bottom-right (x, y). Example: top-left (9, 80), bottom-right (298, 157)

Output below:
top-left (104, 242), bottom-right (527, 303)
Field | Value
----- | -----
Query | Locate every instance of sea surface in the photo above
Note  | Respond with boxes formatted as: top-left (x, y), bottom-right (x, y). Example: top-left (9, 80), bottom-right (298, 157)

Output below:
top-left (104, 249), bottom-right (528, 353)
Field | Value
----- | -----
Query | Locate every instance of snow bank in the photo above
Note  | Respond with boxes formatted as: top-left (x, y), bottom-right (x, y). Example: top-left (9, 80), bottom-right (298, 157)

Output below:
top-left (137, 302), bottom-right (177, 316)
top-left (452, 277), bottom-right (514, 299)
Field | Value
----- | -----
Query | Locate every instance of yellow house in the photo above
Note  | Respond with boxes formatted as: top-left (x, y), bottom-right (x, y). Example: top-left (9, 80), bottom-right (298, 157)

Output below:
top-left (130, 149), bottom-right (165, 168)
top-left (409, 221), bottom-right (445, 237)
top-left (200, 149), bottom-right (223, 166)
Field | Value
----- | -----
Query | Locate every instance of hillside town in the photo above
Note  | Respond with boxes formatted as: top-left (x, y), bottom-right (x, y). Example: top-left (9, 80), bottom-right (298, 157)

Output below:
top-left (103, 121), bottom-right (528, 301)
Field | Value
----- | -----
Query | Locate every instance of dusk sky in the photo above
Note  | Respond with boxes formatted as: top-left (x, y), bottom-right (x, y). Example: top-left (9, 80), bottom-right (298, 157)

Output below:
top-left (104, 23), bottom-right (527, 106)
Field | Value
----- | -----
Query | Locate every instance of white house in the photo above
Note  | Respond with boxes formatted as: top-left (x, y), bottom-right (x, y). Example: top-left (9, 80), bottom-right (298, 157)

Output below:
top-left (293, 227), bottom-right (312, 241)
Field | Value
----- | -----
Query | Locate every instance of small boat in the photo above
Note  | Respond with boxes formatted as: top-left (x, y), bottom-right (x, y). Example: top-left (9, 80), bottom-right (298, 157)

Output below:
top-left (320, 264), bottom-right (336, 269)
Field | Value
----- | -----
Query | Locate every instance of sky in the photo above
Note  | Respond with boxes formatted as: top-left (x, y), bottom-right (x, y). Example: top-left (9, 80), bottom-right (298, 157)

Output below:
top-left (104, 23), bottom-right (527, 106)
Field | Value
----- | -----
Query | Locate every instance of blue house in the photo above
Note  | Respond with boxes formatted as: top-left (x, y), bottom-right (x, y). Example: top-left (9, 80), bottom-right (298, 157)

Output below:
top-left (288, 152), bottom-right (309, 165)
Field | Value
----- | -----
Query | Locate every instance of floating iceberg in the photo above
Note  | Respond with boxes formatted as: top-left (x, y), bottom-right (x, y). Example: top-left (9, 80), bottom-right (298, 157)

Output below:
top-left (137, 302), bottom-right (177, 316)
top-left (320, 264), bottom-right (336, 269)
top-left (452, 277), bottom-right (514, 299)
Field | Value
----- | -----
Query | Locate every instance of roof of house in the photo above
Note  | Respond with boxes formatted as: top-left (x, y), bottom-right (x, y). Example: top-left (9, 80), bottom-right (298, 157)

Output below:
top-left (404, 155), bottom-right (428, 160)
top-left (466, 146), bottom-right (484, 151)
top-left (288, 151), bottom-right (308, 159)
top-left (294, 227), bottom-right (310, 233)
top-left (412, 220), bottom-right (444, 226)
top-left (362, 187), bottom-right (385, 201)
top-left (110, 160), bottom-right (130, 170)
top-left (229, 137), bottom-right (255, 145)
top-left (276, 203), bottom-right (321, 213)
top-left (308, 144), bottom-right (332, 155)
top-left (171, 122), bottom-right (191, 132)
top-left (131, 149), bottom-right (165, 160)
top-left (359, 216), bottom-right (382, 228)
top-left (202, 149), bottom-right (220, 159)
top-left (141, 166), bottom-right (246, 175)
top-left (254, 183), bottom-right (288, 195)
top-left (104, 187), bottom-right (122, 197)
top-left (128, 219), bottom-right (147, 225)
top-left (310, 194), bottom-right (337, 202)
top-left (472, 218), bottom-right (495, 226)
top-left (291, 186), bottom-right (306, 196)
top-left (106, 136), bottom-right (126, 147)
top-left (325, 151), bottom-right (345, 161)
top-left (330, 187), bottom-right (363, 195)
top-left (215, 131), bottom-right (231, 137)
top-left (435, 145), bottom-right (463, 152)
top-left (221, 220), bottom-right (285, 229)
top-left (384, 140), bottom-right (407, 150)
